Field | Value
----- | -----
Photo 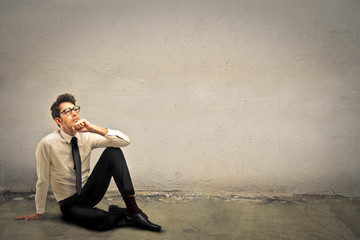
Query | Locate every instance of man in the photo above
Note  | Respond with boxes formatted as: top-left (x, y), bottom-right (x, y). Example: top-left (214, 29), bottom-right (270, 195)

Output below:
top-left (16, 93), bottom-right (161, 231)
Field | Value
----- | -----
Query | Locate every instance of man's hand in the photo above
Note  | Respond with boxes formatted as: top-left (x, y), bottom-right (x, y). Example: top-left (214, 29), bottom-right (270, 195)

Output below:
top-left (16, 213), bottom-right (42, 221)
top-left (72, 119), bottom-right (94, 133)
top-left (72, 119), bottom-right (108, 136)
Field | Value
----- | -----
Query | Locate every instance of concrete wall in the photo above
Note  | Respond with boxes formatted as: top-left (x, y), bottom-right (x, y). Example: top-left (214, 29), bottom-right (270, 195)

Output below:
top-left (1, 0), bottom-right (359, 196)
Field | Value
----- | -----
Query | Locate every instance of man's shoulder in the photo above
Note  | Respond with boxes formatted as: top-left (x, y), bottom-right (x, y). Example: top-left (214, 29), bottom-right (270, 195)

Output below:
top-left (39, 130), bottom-right (61, 144)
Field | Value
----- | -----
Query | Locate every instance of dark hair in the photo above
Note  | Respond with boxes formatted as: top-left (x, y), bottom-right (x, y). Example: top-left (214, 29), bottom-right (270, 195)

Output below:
top-left (50, 93), bottom-right (76, 120)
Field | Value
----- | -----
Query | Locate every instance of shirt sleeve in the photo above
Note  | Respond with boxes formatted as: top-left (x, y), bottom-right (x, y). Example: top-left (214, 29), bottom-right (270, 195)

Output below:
top-left (89, 128), bottom-right (131, 149)
top-left (35, 139), bottom-right (51, 215)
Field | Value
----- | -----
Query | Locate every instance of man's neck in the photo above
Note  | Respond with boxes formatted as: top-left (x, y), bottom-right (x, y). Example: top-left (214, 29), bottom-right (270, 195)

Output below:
top-left (61, 127), bottom-right (76, 137)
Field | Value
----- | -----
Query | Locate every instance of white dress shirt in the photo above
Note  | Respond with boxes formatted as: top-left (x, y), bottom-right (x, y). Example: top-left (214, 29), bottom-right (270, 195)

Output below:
top-left (35, 128), bottom-right (130, 214)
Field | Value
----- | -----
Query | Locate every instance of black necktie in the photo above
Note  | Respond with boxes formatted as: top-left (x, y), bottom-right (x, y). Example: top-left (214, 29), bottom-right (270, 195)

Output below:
top-left (71, 137), bottom-right (82, 194)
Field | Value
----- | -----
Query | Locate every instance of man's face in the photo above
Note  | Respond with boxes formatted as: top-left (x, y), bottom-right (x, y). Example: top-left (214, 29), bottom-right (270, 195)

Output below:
top-left (56, 102), bottom-right (80, 132)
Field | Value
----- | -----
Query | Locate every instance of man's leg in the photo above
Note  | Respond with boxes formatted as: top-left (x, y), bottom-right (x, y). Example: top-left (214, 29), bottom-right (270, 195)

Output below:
top-left (60, 147), bottom-right (131, 231)
top-left (80, 147), bottom-right (135, 205)
top-left (85, 147), bottom-right (161, 231)
top-left (61, 204), bottom-right (124, 231)
top-left (61, 147), bottom-right (161, 231)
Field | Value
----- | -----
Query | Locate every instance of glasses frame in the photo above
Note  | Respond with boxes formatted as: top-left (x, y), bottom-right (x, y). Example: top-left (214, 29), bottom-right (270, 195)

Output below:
top-left (57, 105), bottom-right (81, 117)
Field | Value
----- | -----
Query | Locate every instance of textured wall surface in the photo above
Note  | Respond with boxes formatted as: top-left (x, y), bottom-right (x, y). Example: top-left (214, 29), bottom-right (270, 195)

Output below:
top-left (1, 0), bottom-right (359, 196)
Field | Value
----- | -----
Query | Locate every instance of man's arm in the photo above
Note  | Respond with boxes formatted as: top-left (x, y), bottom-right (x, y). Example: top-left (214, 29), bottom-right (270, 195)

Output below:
top-left (73, 119), bottom-right (131, 148)
top-left (72, 119), bottom-right (108, 136)
top-left (16, 139), bottom-right (50, 221)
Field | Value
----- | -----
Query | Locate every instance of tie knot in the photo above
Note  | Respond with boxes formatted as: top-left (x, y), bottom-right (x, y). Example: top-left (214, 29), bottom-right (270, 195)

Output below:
top-left (71, 137), bottom-right (78, 145)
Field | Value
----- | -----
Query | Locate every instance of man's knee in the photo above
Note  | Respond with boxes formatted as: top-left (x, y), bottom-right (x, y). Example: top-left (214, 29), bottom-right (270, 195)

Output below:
top-left (104, 147), bottom-right (123, 155)
top-left (102, 147), bottom-right (125, 161)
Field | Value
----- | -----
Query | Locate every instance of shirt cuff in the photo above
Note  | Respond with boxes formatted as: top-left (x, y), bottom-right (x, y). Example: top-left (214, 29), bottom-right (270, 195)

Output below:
top-left (36, 207), bottom-right (45, 215)
top-left (106, 128), bottom-right (130, 142)
top-left (106, 128), bottom-right (119, 136)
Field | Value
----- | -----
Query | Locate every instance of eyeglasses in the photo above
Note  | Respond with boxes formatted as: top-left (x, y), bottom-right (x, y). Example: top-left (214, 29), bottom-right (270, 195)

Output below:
top-left (58, 106), bottom-right (80, 116)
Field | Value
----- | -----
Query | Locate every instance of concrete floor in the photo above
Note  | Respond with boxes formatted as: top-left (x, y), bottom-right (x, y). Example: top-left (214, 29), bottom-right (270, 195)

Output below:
top-left (0, 192), bottom-right (359, 240)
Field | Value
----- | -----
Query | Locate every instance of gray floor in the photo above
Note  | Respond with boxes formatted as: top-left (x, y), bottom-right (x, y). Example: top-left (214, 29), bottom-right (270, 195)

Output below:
top-left (1, 192), bottom-right (359, 240)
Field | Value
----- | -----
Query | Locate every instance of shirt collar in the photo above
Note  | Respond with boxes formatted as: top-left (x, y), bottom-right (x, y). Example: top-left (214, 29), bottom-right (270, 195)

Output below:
top-left (59, 129), bottom-right (80, 143)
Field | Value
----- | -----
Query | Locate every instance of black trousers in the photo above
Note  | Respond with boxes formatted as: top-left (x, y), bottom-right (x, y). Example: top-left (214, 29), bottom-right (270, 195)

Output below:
top-left (59, 147), bottom-right (135, 231)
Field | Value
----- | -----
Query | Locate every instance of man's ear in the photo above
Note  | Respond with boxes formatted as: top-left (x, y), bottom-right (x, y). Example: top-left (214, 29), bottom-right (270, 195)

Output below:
top-left (55, 117), bottom-right (62, 127)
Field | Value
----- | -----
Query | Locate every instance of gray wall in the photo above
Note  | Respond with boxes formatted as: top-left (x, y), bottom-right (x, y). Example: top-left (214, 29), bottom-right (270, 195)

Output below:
top-left (1, 0), bottom-right (359, 196)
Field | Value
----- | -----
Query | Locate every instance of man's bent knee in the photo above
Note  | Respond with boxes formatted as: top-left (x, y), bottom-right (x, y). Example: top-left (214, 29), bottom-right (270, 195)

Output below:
top-left (103, 147), bottom-right (124, 155)
top-left (102, 147), bottom-right (125, 160)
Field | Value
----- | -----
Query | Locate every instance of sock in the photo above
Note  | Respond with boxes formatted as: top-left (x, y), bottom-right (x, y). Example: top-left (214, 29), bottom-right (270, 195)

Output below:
top-left (123, 195), bottom-right (140, 216)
